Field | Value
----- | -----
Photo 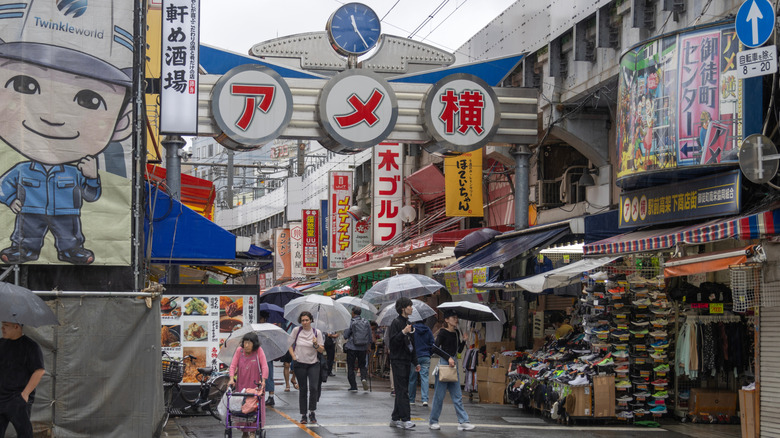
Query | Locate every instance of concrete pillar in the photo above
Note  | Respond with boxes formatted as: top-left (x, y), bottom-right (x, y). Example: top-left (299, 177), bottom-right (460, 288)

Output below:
top-left (512, 145), bottom-right (531, 350)
top-left (163, 135), bottom-right (185, 284)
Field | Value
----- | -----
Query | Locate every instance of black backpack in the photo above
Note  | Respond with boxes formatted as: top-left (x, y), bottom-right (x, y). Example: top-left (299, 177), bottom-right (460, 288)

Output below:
top-left (350, 318), bottom-right (372, 348)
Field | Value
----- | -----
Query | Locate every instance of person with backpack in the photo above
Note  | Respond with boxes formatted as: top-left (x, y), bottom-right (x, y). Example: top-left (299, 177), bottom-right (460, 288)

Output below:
top-left (408, 319), bottom-right (434, 406)
top-left (342, 307), bottom-right (373, 392)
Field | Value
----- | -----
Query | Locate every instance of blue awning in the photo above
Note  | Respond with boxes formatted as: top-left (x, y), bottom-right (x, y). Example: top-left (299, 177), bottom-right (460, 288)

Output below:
top-left (145, 184), bottom-right (236, 264)
top-left (438, 226), bottom-right (569, 273)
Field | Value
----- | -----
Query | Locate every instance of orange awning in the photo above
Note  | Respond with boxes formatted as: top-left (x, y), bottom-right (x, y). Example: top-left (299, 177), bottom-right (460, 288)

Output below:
top-left (663, 245), bottom-right (756, 277)
top-left (145, 164), bottom-right (216, 220)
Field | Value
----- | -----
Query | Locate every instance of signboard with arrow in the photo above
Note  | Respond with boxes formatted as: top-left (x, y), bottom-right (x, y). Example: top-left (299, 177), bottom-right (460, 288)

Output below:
top-left (736, 0), bottom-right (775, 48)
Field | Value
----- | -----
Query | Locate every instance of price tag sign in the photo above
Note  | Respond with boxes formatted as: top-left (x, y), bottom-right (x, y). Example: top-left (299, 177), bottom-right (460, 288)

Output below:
top-left (563, 254), bottom-right (570, 264)
top-left (736, 45), bottom-right (778, 79)
top-left (709, 303), bottom-right (724, 314)
top-left (538, 254), bottom-right (544, 263)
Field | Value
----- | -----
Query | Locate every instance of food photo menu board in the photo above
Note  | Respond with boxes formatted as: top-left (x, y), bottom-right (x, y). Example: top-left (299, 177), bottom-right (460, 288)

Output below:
top-left (161, 294), bottom-right (256, 383)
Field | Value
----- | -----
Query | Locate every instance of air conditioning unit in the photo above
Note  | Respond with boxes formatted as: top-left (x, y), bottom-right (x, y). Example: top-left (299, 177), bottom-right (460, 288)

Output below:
top-left (537, 180), bottom-right (562, 208)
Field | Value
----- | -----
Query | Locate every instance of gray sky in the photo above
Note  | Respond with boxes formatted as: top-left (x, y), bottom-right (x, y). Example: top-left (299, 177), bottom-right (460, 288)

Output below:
top-left (200, 0), bottom-right (515, 60)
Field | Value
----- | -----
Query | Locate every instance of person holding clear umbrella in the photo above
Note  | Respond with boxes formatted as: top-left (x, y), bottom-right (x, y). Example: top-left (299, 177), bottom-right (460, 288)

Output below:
top-left (287, 311), bottom-right (325, 425)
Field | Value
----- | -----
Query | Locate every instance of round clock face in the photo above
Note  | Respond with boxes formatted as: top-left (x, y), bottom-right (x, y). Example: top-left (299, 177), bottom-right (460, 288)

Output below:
top-left (327, 2), bottom-right (381, 56)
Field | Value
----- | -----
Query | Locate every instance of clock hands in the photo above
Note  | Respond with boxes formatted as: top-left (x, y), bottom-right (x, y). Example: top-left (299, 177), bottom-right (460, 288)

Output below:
top-left (350, 14), bottom-right (369, 48)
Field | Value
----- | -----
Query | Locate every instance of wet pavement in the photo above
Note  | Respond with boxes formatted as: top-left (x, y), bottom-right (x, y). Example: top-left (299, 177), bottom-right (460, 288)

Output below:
top-left (163, 363), bottom-right (740, 438)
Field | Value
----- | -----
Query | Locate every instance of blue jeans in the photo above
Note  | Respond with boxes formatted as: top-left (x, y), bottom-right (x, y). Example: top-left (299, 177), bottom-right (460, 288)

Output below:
top-left (409, 356), bottom-right (430, 403)
top-left (266, 360), bottom-right (274, 394)
top-left (429, 358), bottom-right (469, 425)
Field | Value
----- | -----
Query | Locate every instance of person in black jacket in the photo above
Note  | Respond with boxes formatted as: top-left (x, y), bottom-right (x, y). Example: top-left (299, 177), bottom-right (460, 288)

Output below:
top-left (387, 297), bottom-right (419, 429)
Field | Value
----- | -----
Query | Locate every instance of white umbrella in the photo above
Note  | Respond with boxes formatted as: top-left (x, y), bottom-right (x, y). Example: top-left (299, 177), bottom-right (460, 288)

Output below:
top-left (217, 323), bottom-right (293, 364)
top-left (376, 299), bottom-right (435, 326)
top-left (438, 301), bottom-right (499, 322)
top-left (363, 274), bottom-right (444, 305)
top-left (283, 294), bottom-right (352, 332)
top-left (336, 296), bottom-right (378, 315)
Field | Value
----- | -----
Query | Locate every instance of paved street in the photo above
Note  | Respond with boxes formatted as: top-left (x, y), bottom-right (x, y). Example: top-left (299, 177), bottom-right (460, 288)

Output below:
top-left (163, 363), bottom-right (740, 438)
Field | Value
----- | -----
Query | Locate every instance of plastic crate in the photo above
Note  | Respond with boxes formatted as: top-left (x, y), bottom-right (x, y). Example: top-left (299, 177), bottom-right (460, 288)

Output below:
top-left (162, 360), bottom-right (184, 383)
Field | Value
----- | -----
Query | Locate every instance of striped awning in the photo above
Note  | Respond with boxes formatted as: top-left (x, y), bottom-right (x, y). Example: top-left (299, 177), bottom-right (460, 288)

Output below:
top-left (584, 206), bottom-right (780, 255)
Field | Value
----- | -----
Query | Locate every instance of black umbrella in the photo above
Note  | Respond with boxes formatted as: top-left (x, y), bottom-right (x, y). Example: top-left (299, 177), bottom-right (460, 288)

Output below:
top-left (454, 228), bottom-right (501, 258)
top-left (258, 303), bottom-right (286, 324)
top-left (258, 285), bottom-right (303, 308)
top-left (0, 282), bottom-right (59, 327)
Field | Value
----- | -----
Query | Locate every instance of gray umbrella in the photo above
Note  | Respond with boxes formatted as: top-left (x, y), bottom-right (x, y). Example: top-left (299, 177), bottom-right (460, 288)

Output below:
top-left (217, 323), bottom-right (293, 364)
top-left (363, 274), bottom-right (444, 305)
top-left (0, 282), bottom-right (58, 327)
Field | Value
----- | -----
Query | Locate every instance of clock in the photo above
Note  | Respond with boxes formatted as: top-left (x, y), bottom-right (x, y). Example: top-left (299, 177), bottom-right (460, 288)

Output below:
top-left (326, 3), bottom-right (381, 56)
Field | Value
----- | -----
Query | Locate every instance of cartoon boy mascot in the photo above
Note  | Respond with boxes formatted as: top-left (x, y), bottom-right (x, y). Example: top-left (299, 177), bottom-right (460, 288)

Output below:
top-left (0, 0), bottom-right (133, 264)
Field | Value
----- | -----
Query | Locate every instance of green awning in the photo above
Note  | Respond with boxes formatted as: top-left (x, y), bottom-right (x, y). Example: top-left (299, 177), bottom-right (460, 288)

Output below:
top-left (306, 277), bottom-right (351, 293)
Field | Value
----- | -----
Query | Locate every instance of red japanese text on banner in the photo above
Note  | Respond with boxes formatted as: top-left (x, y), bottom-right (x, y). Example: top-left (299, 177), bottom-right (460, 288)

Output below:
top-left (329, 171), bottom-right (353, 268)
top-left (372, 143), bottom-right (404, 244)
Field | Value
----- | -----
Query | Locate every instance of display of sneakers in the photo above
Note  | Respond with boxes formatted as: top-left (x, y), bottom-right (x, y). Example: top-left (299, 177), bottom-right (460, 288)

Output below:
top-left (650, 318), bottom-right (668, 326)
top-left (633, 408), bottom-right (649, 415)
top-left (634, 391), bottom-right (651, 398)
top-left (612, 350), bottom-right (629, 358)
top-left (616, 410), bottom-right (634, 419)
top-left (569, 375), bottom-right (589, 386)
top-left (650, 405), bottom-right (668, 414)
top-left (651, 379), bottom-right (669, 386)
top-left (649, 352), bottom-right (668, 360)
top-left (632, 298), bottom-right (652, 306)
top-left (653, 364), bottom-right (670, 372)
top-left (615, 364), bottom-right (630, 373)
top-left (631, 320), bottom-right (650, 326)
top-left (608, 286), bottom-right (626, 295)
top-left (616, 395), bottom-right (633, 403)
top-left (615, 380), bottom-right (632, 389)
top-left (649, 330), bottom-right (668, 337)
top-left (595, 356), bottom-right (614, 366)
top-left (630, 328), bottom-right (649, 335)
top-left (652, 390), bottom-right (669, 398)
top-left (650, 307), bottom-right (671, 315)
top-left (650, 340), bottom-right (670, 349)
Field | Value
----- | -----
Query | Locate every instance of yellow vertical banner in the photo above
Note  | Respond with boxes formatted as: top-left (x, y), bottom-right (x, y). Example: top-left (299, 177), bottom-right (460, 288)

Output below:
top-left (445, 150), bottom-right (483, 217)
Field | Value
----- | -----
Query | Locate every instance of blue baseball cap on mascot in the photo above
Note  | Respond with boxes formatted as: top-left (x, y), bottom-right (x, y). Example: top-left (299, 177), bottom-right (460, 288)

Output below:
top-left (0, 0), bottom-right (134, 87)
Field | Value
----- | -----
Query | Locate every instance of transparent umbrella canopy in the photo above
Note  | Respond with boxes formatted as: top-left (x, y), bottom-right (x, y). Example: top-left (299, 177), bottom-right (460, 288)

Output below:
top-left (363, 274), bottom-right (444, 305)
top-left (376, 299), bottom-right (435, 326)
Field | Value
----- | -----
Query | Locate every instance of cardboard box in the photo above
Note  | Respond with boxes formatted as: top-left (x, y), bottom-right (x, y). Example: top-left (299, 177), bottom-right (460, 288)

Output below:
top-left (476, 366), bottom-right (489, 382)
top-left (568, 385), bottom-right (592, 417)
top-left (485, 382), bottom-right (506, 404)
top-left (739, 390), bottom-right (758, 438)
top-left (496, 354), bottom-right (512, 369)
top-left (593, 375), bottom-right (616, 418)
top-left (485, 342), bottom-right (503, 354)
top-left (691, 389), bottom-right (738, 416)
top-left (487, 367), bottom-right (506, 383)
top-left (477, 381), bottom-right (489, 402)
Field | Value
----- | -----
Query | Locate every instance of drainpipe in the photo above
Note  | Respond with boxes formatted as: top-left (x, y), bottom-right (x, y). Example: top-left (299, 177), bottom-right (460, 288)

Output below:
top-left (512, 145), bottom-right (531, 350)
top-left (163, 135), bottom-right (185, 284)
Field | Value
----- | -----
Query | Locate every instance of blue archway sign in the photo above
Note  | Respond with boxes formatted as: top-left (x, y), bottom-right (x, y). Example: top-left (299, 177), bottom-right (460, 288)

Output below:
top-left (736, 0), bottom-right (776, 48)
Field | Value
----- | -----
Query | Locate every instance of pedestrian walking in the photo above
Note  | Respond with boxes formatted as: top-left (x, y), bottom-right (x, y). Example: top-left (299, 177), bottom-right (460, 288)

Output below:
top-left (288, 311), bottom-right (325, 425)
top-left (0, 321), bottom-right (45, 438)
top-left (228, 331), bottom-right (269, 438)
top-left (387, 297), bottom-right (419, 429)
top-left (324, 331), bottom-right (338, 377)
top-left (342, 308), bottom-right (372, 392)
top-left (409, 319), bottom-right (434, 406)
top-left (279, 321), bottom-right (298, 392)
top-left (429, 310), bottom-right (476, 431)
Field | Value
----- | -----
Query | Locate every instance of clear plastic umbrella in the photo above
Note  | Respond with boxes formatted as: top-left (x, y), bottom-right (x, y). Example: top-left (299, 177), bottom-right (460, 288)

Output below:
top-left (363, 274), bottom-right (444, 305)
top-left (376, 299), bottom-right (435, 326)
top-left (283, 294), bottom-right (352, 332)
top-left (335, 296), bottom-right (378, 315)
top-left (217, 323), bottom-right (293, 363)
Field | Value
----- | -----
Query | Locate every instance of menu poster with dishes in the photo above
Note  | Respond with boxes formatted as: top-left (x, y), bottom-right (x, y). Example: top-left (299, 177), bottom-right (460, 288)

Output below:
top-left (160, 294), bottom-right (255, 383)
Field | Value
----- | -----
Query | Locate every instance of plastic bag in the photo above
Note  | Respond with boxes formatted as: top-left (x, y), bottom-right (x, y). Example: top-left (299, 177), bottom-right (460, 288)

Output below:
top-left (217, 391), bottom-right (244, 420)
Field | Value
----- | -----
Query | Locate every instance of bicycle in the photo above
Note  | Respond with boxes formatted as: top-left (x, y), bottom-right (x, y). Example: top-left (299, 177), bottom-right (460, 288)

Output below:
top-left (162, 352), bottom-right (229, 427)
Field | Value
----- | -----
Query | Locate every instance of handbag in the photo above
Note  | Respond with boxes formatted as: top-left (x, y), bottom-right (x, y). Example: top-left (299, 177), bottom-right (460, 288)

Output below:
top-left (437, 365), bottom-right (458, 382)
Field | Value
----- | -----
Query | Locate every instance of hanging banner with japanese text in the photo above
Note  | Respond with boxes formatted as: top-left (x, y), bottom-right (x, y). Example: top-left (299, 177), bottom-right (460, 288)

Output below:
top-left (274, 228), bottom-right (291, 281)
top-left (289, 221), bottom-right (304, 279)
top-left (444, 150), bottom-right (483, 216)
top-left (328, 171), bottom-right (353, 268)
top-left (372, 143), bottom-right (404, 244)
top-left (303, 209), bottom-right (320, 276)
top-left (160, 0), bottom-right (200, 134)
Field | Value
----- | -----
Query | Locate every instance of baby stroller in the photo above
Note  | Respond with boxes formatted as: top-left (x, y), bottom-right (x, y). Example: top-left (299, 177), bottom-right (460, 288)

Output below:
top-left (224, 383), bottom-right (265, 438)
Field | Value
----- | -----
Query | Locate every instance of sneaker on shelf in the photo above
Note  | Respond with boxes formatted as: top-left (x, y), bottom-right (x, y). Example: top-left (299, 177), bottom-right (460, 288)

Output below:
top-left (650, 318), bottom-right (668, 326)
top-left (429, 423), bottom-right (441, 430)
top-left (458, 423), bottom-right (476, 431)
top-left (634, 391), bottom-right (651, 398)
top-left (612, 350), bottom-right (629, 359)
top-left (589, 271), bottom-right (609, 281)
top-left (631, 320), bottom-right (650, 326)
top-left (615, 380), bottom-right (632, 389)
top-left (649, 330), bottom-right (668, 337)
top-left (653, 364), bottom-right (670, 372)
top-left (616, 411), bottom-right (634, 419)
top-left (595, 356), bottom-right (614, 366)
top-left (652, 391), bottom-right (669, 398)
top-left (650, 340), bottom-right (670, 349)
top-left (630, 286), bottom-right (650, 293)
top-left (569, 375), bottom-right (589, 386)
top-left (650, 406), bottom-right (668, 414)
top-left (615, 365), bottom-right (630, 373)
top-left (649, 352), bottom-right (668, 360)
top-left (650, 307), bottom-right (671, 315)
top-left (616, 395), bottom-right (633, 403)
top-left (608, 287), bottom-right (626, 295)
top-left (633, 408), bottom-right (650, 415)
top-left (632, 298), bottom-right (652, 306)
top-left (651, 379), bottom-right (669, 386)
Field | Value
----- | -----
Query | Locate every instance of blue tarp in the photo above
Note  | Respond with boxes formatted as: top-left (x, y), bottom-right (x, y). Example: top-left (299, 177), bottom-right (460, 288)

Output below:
top-left (439, 227), bottom-right (569, 273)
top-left (144, 184), bottom-right (236, 263)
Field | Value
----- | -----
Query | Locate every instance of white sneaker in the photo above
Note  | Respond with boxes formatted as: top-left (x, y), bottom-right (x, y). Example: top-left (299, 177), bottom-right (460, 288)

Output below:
top-left (389, 420), bottom-right (402, 428)
top-left (422, 401), bottom-right (428, 407)
top-left (429, 423), bottom-right (441, 430)
top-left (402, 421), bottom-right (416, 429)
top-left (362, 379), bottom-right (368, 390)
top-left (458, 422), bottom-right (476, 431)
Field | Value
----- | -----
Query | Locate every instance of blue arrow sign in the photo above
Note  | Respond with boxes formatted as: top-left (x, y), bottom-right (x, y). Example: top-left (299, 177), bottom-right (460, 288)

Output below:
top-left (736, 0), bottom-right (776, 48)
